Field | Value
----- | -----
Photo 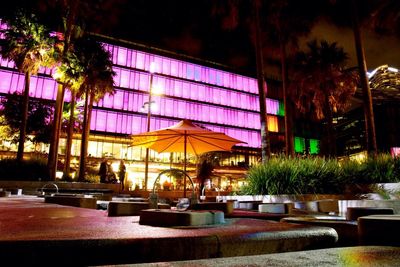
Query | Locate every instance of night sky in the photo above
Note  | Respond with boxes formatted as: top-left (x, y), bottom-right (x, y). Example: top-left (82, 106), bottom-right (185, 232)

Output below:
top-left (1, 0), bottom-right (400, 77)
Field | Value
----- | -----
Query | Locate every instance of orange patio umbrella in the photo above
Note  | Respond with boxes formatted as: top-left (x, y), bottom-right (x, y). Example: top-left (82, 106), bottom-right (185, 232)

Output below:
top-left (131, 119), bottom-right (245, 193)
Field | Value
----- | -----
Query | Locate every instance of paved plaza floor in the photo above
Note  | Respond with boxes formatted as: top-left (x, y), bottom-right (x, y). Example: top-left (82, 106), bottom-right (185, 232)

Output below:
top-left (0, 195), bottom-right (339, 266)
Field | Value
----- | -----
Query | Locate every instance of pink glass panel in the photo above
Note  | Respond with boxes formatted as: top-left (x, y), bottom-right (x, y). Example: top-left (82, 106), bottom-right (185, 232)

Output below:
top-left (136, 52), bottom-right (145, 70)
top-left (198, 85), bottom-right (205, 101)
top-left (102, 93), bottom-right (113, 108)
top-left (113, 68), bottom-right (121, 87)
top-left (130, 51), bottom-right (137, 68)
top-left (0, 71), bottom-right (12, 93)
top-left (113, 90), bottom-right (124, 109)
top-left (139, 73), bottom-right (149, 91)
top-left (170, 60), bottom-right (178, 76)
top-left (95, 110), bottom-right (107, 131)
top-left (266, 98), bottom-right (279, 115)
top-left (106, 112), bottom-right (117, 132)
top-left (162, 58), bottom-right (171, 75)
top-left (42, 79), bottom-right (56, 100)
top-left (194, 66), bottom-right (201, 81)
top-left (190, 83), bottom-right (198, 100)
top-left (117, 47), bottom-right (127, 66)
top-left (120, 69), bottom-right (130, 88)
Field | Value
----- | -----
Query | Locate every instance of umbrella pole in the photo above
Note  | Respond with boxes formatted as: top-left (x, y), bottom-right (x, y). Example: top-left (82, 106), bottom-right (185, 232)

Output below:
top-left (183, 132), bottom-right (187, 198)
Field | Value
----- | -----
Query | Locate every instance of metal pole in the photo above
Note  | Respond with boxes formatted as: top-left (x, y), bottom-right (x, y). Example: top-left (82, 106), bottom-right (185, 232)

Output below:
top-left (144, 72), bottom-right (154, 191)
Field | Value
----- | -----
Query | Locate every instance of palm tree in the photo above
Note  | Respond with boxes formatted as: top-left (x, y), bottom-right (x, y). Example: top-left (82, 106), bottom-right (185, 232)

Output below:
top-left (211, 0), bottom-right (271, 161)
top-left (326, 0), bottom-right (378, 155)
top-left (46, 0), bottom-right (125, 180)
top-left (262, 0), bottom-right (323, 157)
top-left (72, 36), bottom-right (115, 181)
top-left (0, 11), bottom-right (59, 162)
top-left (289, 40), bottom-right (359, 157)
top-left (350, 0), bottom-right (377, 156)
top-left (52, 50), bottom-right (84, 178)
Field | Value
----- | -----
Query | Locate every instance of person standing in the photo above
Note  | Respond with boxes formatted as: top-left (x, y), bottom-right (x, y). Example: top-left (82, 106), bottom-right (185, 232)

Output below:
top-left (118, 160), bottom-right (126, 190)
top-left (99, 159), bottom-right (108, 183)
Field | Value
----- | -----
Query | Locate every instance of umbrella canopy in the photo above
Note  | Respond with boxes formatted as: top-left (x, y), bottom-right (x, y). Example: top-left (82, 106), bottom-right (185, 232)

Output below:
top-left (131, 119), bottom-right (245, 156)
top-left (131, 119), bottom-right (245, 195)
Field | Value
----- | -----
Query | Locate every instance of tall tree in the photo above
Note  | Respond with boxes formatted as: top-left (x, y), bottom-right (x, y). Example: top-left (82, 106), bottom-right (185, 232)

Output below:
top-left (327, 0), bottom-right (378, 155)
top-left (44, 0), bottom-right (126, 180)
top-left (52, 49), bottom-right (84, 178)
top-left (289, 40), bottom-right (359, 157)
top-left (211, 0), bottom-right (271, 161)
top-left (263, 0), bottom-right (323, 157)
top-left (0, 11), bottom-right (59, 162)
top-left (72, 36), bottom-right (115, 181)
top-left (350, 0), bottom-right (377, 156)
top-left (0, 93), bottom-right (53, 147)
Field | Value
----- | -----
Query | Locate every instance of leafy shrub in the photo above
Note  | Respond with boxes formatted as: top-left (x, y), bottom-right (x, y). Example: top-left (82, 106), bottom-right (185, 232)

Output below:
top-left (0, 158), bottom-right (50, 181)
top-left (243, 153), bottom-right (400, 195)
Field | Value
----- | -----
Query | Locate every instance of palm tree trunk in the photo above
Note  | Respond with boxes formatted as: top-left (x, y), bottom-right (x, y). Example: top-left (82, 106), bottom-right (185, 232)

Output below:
top-left (48, 83), bottom-right (65, 179)
top-left (254, 0), bottom-right (271, 162)
top-left (78, 91), bottom-right (90, 181)
top-left (79, 91), bottom-right (94, 182)
top-left (63, 93), bottom-right (76, 178)
top-left (16, 72), bottom-right (30, 162)
top-left (48, 1), bottom-right (80, 180)
top-left (351, 0), bottom-right (377, 156)
top-left (325, 95), bottom-right (336, 157)
top-left (279, 35), bottom-right (294, 157)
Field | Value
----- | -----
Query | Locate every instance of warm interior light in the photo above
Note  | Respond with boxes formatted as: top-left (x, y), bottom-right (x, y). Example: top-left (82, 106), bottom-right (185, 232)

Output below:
top-left (151, 83), bottom-right (163, 95)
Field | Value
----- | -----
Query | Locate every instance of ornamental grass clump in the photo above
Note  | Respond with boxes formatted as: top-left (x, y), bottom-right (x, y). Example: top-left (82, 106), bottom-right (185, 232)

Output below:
top-left (242, 156), bottom-right (342, 195)
top-left (242, 153), bottom-right (399, 196)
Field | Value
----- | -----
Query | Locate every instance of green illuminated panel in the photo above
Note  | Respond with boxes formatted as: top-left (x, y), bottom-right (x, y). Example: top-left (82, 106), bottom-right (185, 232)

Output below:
top-left (278, 101), bottom-right (285, 116)
top-left (309, 139), bottom-right (320, 154)
top-left (294, 137), bottom-right (305, 153)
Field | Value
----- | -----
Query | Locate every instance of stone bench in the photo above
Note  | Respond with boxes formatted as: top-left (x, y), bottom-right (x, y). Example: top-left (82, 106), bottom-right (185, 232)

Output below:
top-left (292, 200), bottom-right (339, 215)
top-left (139, 209), bottom-right (225, 226)
top-left (44, 195), bottom-right (98, 209)
top-left (281, 216), bottom-right (357, 246)
top-left (346, 207), bottom-right (394, 220)
top-left (107, 201), bottom-right (170, 216)
top-left (191, 202), bottom-right (234, 215)
top-left (358, 215), bottom-right (400, 246)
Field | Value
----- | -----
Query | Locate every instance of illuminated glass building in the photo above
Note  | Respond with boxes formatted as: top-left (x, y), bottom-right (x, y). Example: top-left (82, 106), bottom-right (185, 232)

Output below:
top-left (0, 25), bottom-right (291, 188)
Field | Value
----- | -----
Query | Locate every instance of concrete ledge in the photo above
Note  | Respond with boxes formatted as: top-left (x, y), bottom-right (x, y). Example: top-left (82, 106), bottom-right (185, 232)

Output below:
top-left (281, 216), bottom-right (358, 246)
top-left (191, 202), bottom-right (233, 215)
top-left (358, 215), bottom-right (400, 246)
top-left (44, 195), bottom-right (97, 209)
top-left (133, 246), bottom-right (400, 267)
top-left (139, 209), bottom-right (225, 226)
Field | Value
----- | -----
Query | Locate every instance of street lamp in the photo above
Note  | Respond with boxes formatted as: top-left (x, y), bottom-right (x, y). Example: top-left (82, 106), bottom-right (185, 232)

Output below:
top-left (144, 62), bottom-right (156, 190)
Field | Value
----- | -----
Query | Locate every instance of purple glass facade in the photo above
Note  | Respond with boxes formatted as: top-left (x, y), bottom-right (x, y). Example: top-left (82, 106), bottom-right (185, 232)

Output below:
top-left (0, 27), bottom-right (284, 150)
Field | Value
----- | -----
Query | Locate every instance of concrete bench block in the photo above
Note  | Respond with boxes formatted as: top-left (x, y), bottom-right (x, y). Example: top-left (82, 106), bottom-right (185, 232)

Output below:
top-left (139, 209), bottom-right (225, 227)
top-left (44, 195), bottom-right (97, 209)
top-left (108, 202), bottom-right (170, 216)
top-left (191, 202), bottom-right (233, 215)
top-left (358, 215), bottom-right (400, 246)
top-left (108, 201), bottom-right (149, 216)
top-left (0, 191), bottom-right (11, 197)
top-left (237, 201), bottom-right (262, 210)
top-left (346, 207), bottom-right (394, 221)
top-left (258, 203), bottom-right (286, 214)
top-left (317, 200), bottom-right (339, 214)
